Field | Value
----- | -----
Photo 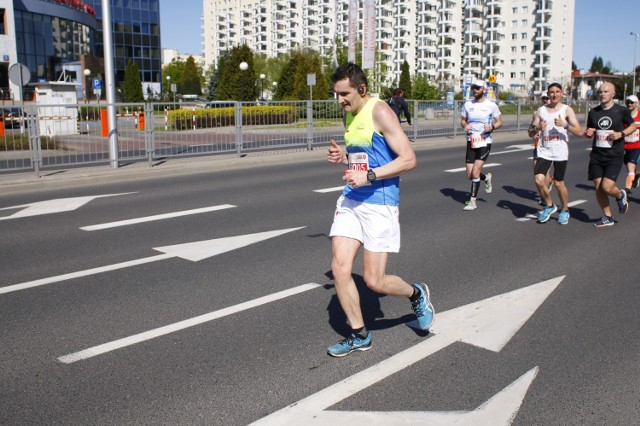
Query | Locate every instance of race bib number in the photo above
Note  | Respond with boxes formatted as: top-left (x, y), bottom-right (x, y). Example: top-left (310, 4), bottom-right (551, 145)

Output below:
top-left (348, 152), bottom-right (369, 171)
top-left (595, 129), bottom-right (613, 148)
top-left (470, 133), bottom-right (488, 148)
top-left (625, 129), bottom-right (639, 143)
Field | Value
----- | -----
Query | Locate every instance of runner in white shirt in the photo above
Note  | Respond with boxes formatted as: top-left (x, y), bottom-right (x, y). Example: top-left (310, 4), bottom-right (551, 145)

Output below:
top-left (460, 80), bottom-right (503, 210)
top-left (530, 82), bottom-right (582, 224)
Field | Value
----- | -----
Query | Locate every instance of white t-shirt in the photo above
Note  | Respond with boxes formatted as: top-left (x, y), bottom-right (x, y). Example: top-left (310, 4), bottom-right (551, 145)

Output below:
top-left (461, 99), bottom-right (502, 147)
top-left (536, 104), bottom-right (569, 161)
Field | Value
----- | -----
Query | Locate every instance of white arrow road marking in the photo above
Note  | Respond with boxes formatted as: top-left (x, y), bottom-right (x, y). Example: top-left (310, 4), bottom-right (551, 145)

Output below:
top-left (252, 276), bottom-right (564, 425)
top-left (313, 186), bottom-right (345, 193)
top-left (0, 193), bottom-right (136, 220)
top-left (80, 204), bottom-right (236, 231)
top-left (284, 367), bottom-right (539, 426)
top-left (516, 200), bottom-right (587, 222)
top-left (491, 144), bottom-right (534, 156)
top-left (0, 227), bottom-right (305, 295)
top-left (445, 163), bottom-right (501, 173)
top-left (58, 283), bottom-right (321, 364)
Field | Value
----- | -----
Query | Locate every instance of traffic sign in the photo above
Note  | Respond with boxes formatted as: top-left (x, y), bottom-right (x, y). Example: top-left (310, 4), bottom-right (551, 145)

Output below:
top-left (9, 63), bottom-right (31, 87)
top-left (488, 74), bottom-right (497, 84)
top-left (92, 78), bottom-right (102, 90)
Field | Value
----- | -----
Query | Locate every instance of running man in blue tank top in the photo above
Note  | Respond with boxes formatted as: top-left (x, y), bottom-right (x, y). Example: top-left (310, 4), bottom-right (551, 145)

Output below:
top-left (325, 63), bottom-right (434, 357)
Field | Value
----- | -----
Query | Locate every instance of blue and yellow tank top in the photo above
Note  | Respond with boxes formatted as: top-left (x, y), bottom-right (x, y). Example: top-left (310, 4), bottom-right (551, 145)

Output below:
top-left (343, 98), bottom-right (400, 206)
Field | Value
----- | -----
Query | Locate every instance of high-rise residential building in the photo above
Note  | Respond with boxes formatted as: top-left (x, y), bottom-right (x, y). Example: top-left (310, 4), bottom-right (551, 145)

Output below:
top-left (202, 0), bottom-right (574, 96)
top-left (85, 0), bottom-right (162, 93)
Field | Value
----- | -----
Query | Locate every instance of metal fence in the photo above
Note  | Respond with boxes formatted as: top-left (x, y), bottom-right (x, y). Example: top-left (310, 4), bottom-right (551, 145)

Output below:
top-left (0, 99), bottom-right (593, 176)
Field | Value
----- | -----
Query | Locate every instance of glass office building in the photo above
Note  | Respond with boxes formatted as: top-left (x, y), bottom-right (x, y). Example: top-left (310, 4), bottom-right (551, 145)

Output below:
top-left (0, 0), bottom-right (97, 99)
top-left (85, 0), bottom-right (162, 92)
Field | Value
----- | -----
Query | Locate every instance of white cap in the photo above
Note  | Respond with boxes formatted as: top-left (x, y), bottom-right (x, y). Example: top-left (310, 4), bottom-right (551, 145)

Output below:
top-left (626, 95), bottom-right (639, 103)
top-left (471, 80), bottom-right (487, 88)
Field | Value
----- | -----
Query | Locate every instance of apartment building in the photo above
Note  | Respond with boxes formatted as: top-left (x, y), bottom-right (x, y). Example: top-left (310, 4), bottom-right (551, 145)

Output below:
top-left (202, 0), bottom-right (574, 96)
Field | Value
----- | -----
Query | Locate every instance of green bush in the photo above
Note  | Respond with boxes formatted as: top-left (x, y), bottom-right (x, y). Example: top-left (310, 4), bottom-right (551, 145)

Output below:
top-left (167, 105), bottom-right (297, 130)
top-left (0, 134), bottom-right (55, 151)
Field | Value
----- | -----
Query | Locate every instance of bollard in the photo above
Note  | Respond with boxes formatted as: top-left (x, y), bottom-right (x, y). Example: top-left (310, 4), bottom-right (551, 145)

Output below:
top-left (138, 111), bottom-right (145, 131)
top-left (100, 109), bottom-right (108, 137)
top-left (0, 115), bottom-right (4, 137)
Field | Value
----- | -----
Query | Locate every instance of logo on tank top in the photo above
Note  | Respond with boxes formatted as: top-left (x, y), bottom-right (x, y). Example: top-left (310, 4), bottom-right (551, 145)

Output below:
top-left (598, 116), bottom-right (612, 129)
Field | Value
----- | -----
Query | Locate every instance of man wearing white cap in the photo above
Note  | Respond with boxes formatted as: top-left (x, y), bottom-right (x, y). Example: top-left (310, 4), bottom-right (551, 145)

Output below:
top-left (460, 79), bottom-right (503, 210)
top-left (623, 95), bottom-right (640, 191)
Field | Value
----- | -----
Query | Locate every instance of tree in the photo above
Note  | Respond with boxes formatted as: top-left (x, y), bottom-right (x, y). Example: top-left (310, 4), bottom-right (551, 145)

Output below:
top-left (412, 75), bottom-right (441, 100)
top-left (179, 56), bottom-right (202, 96)
top-left (123, 59), bottom-right (144, 102)
top-left (163, 60), bottom-right (185, 98)
top-left (399, 60), bottom-right (412, 98)
top-left (217, 45), bottom-right (257, 101)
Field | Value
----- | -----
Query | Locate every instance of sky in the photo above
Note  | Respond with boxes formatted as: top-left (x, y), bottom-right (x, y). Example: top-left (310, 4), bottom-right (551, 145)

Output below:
top-left (159, 0), bottom-right (640, 73)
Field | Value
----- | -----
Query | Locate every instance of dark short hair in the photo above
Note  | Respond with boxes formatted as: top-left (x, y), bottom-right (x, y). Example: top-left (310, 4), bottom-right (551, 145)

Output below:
top-left (393, 88), bottom-right (403, 96)
top-left (547, 81), bottom-right (563, 91)
top-left (331, 62), bottom-right (368, 90)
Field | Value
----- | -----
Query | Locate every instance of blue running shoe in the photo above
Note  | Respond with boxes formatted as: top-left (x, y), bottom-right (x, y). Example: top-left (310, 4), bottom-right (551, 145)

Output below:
top-left (537, 204), bottom-right (557, 223)
top-left (327, 332), bottom-right (372, 357)
top-left (618, 189), bottom-right (629, 214)
top-left (557, 210), bottom-right (570, 225)
top-left (411, 283), bottom-right (435, 330)
top-left (593, 216), bottom-right (616, 228)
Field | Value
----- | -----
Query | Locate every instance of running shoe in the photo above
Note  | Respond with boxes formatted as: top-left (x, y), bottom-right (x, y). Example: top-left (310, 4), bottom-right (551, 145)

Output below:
top-left (617, 189), bottom-right (629, 215)
top-left (484, 172), bottom-right (493, 194)
top-left (327, 332), bottom-right (372, 357)
top-left (557, 210), bottom-right (570, 225)
top-left (537, 204), bottom-right (557, 223)
top-left (633, 173), bottom-right (640, 189)
top-left (593, 216), bottom-right (616, 228)
top-left (411, 283), bottom-right (435, 330)
top-left (463, 200), bottom-right (477, 211)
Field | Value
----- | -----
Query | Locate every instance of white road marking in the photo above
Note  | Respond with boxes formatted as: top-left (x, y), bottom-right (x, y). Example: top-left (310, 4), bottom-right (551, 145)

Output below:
top-left (0, 193), bottom-right (136, 220)
top-left (313, 186), bottom-right (345, 193)
top-left (80, 204), bottom-right (236, 230)
top-left (58, 283), bottom-right (321, 364)
top-left (253, 276), bottom-right (564, 424)
top-left (517, 200), bottom-right (588, 222)
top-left (445, 163), bottom-right (501, 173)
top-left (0, 227), bottom-right (305, 295)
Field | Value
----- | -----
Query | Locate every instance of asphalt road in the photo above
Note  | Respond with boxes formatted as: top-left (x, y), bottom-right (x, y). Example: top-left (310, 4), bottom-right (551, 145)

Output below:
top-left (1, 133), bottom-right (639, 425)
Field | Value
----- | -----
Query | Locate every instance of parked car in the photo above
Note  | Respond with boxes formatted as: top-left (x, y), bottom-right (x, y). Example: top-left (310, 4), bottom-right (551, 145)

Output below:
top-left (204, 101), bottom-right (236, 108)
top-left (1, 107), bottom-right (27, 129)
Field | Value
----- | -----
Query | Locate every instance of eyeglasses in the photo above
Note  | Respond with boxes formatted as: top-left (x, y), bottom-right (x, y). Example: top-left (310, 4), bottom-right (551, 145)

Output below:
top-left (625, 100), bottom-right (637, 104)
top-left (471, 86), bottom-right (483, 90)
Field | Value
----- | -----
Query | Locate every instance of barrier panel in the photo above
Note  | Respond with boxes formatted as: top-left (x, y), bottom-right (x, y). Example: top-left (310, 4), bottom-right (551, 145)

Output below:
top-left (101, 109), bottom-right (108, 137)
top-left (0, 115), bottom-right (4, 137)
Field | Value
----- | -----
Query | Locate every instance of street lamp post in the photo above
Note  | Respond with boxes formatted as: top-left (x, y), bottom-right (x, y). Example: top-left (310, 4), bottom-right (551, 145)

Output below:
top-left (239, 62), bottom-right (248, 102)
top-left (631, 32), bottom-right (639, 97)
top-left (259, 74), bottom-right (266, 101)
top-left (166, 75), bottom-right (176, 104)
top-left (83, 68), bottom-right (91, 103)
top-left (272, 81), bottom-right (277, 100)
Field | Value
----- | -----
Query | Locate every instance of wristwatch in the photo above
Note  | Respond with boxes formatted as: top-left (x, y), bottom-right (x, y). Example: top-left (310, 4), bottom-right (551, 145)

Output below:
top-left (367, 169), bottom-right (377, 183)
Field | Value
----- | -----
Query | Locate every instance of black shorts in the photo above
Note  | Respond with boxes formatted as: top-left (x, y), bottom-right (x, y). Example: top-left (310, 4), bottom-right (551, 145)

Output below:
top-left (588, 157), bottom-right (624, 181)
top-left (624, 149), bottom-right (640, 165)
top-left (465, 142), bottom-right (491, 164)
top-left (534, 158), bottom-right (568, 181)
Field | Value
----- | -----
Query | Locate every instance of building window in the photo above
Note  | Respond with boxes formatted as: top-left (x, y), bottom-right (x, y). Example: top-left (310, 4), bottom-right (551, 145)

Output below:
top-left (0, 9), bottom-right (5, 34)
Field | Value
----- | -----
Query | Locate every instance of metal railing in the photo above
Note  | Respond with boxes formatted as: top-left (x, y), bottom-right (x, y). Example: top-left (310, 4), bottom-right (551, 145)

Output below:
top-left (0, 99), bottom-right (593, 176)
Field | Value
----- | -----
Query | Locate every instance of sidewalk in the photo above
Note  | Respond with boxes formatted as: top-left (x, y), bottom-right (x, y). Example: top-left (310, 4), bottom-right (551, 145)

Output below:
top-left (0, 134), bottom-right (492, 195)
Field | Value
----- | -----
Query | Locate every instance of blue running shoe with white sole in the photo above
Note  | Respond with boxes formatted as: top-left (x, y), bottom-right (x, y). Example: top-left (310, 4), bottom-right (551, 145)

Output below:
top-left (557, 210), bottom-right (570, 225)
top-left (618, 189), bottom-right (629, 214)
top-left (411, 283), bottom-right (435, 330)
top-left (537, 204), bottom-right (557, 223)
top-left (327, 332), bottom-right (372, 357)
top-left (593, 216), bottom-right (616, 228)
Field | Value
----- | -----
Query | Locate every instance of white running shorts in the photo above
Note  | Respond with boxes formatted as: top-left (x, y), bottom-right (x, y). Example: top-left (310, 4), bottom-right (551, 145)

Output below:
top-left (329, 195), bottom-right (400, 253)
